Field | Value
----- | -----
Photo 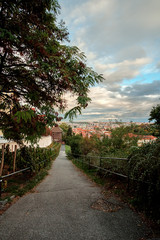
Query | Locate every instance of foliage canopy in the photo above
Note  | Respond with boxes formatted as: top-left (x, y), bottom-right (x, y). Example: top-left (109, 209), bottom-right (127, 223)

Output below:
top-left (0, 0), bottom-right (103, 143)
top-left (128, 139), bottom-right (160, 220)
top-left (149, 104), bottom-right (160, 136)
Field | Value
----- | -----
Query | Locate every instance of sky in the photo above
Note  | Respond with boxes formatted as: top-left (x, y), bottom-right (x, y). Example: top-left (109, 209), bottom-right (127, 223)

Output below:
top-left (57, 0), bottom-right (160, 123)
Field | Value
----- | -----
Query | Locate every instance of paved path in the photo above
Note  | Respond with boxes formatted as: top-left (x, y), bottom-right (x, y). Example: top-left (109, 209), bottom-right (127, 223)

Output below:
top-left (0, 146), bottom-right (149, 240)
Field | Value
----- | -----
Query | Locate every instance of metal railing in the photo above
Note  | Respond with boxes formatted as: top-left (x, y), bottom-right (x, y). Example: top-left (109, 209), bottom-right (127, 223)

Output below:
top-left (0, 157), bottom-right (56, 197)
top-left (0, 167), bottom-right (31, 197)
top-left (68, 153), bottom-right (157, 188)
top-left (0, 143), bottom-right (61, 198)
top-left (68, 153), bottom-right (128, 178)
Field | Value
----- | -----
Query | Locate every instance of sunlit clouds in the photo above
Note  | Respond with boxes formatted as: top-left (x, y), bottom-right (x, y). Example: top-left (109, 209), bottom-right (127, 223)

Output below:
top-left (58, 0), bottom-right (160, 122)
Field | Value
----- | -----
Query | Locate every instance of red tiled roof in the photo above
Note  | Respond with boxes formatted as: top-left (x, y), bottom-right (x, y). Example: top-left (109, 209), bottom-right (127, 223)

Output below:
top-left (128, 133), bottom-right (157, 140)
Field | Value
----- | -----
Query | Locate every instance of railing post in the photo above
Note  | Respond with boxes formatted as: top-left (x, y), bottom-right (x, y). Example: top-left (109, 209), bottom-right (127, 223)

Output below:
top-left (13, 145), bottom-right (17, 172)
top-left (88, 157), bottom-right (90, 169)
top-left (0, 178), bottom-right (2, 198)
top-left (127, 157), bottom-right (130, 192)
top-left (82, 155), bottom-right (85, 168)
top-left (99, 156), bottom-right (103, 175)
top-left (0, 144), bottom-right (5, 176)
top-left (99, 156), bottom-right (102, 168)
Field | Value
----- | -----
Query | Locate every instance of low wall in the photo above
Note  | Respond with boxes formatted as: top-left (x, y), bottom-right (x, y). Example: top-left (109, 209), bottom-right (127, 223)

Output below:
top-left (25, 136), bottom-right (52, 148)
top-left (0, 141), bottom-right (18, 150)
top-left (0, 136), bottom-right (52, 150)
top-left (37, 135), bottom-right (52, 148)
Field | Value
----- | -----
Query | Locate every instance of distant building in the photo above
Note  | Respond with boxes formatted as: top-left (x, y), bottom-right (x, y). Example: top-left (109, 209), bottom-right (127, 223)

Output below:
top-left (52, 126), bottom-right (62, 142)
top-left (137, 135), bottom-right (157, 146)
top-left (127, 133), bottom-right (157, 146)
top-left (103, 131), bottom-right (111, 138)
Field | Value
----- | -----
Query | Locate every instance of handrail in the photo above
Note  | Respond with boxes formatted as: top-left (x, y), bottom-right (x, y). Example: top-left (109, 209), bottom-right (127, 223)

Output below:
top-left (73, 157), bottom-right (128, 179)
top-left (70, 153), bottom-right (127, 161)
top-left (70, 154), bottom-right (156, 187)
top-left (0, 167), bottom-right (31, 197)
top-left (0, 143), bottom-right (61, 197)
top-left (0, 167), bottom-right (30, 179)
top-left (0, 159), bottom-right (49, 197)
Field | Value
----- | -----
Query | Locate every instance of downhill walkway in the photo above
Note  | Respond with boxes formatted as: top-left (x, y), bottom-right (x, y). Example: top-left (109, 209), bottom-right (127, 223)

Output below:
top-left (0, 146), bottom-right (149, 240)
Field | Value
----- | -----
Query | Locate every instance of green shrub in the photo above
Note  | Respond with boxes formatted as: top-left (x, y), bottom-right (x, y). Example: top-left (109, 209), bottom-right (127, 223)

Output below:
top-left (69, 135), bottom-right (83, 157)
top-left (1, 142), bottom-right (60, 174)
top-left (128, 139), bottom-right (160, 220)
top-left (65, 145), bottom-right (71, 156)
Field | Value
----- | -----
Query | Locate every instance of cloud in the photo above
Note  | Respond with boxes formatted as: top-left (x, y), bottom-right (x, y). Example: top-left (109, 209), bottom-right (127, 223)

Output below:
top-left (95, 58), bottom-right (152, 87)
top-left (64, 0), bottom-right (160, 58)
top-left (58, 0), bottom-right (160, 122)
top-left (121, 80), bottom-right (160, 97)
top-left (116, 46), bottom-right (147, 62)
top-left (81, 81), bottom-right (159, 121)
top-left (59, 0), bottom-right (159, 81)
top-left (157, 62), bottom-right (160, 70)
top-left (63, 83), bottom-right (158, 122)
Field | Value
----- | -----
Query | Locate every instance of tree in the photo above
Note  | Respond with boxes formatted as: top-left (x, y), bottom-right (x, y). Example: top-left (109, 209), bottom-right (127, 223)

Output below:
top-left (149, 104), bottom-right (160, 136)
top-left (149, 105), bottom-right (160, 123)
top-left (69, 134), bottom-right (83, 157)
top-left (59, 123), bottom-right (70, 133)
top-left (81, 136), bottom-right (97, 156)
top-left (0, 0), bottom-right (103, 143)
top-left (128, 139), bottom-right (160, 220)
top-left (66, 126), bottom-right (72, 137)
top-left (111, 126), bottom-right (138, 150)
top-left (59, 122), bottom-right (72, 143)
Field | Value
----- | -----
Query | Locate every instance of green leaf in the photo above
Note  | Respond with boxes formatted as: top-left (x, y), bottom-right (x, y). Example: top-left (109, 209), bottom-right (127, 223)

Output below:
top-left (64, 106), bottom-right (82, 120)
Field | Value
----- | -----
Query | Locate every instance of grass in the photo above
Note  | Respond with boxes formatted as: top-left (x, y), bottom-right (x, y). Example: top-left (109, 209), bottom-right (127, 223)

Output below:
top-left (71, 157), bottom-right (106, 186)
top-left (65, 145), bottom-right (71, 155)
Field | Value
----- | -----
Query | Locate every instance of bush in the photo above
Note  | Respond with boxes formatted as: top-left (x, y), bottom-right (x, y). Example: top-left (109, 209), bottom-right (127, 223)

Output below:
top-left (1, 142), bottom-right (61, 174)
top-left (69, 135), bottom-right (83, 157)
top-left (128, 139), bottom-right (160, 220)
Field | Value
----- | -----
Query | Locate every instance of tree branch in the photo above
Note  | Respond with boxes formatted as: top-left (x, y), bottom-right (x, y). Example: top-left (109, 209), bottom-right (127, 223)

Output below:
top-left (3, 63), bottom-right (34, 68)
top-left (0, 52), bottom-right (7, 73)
